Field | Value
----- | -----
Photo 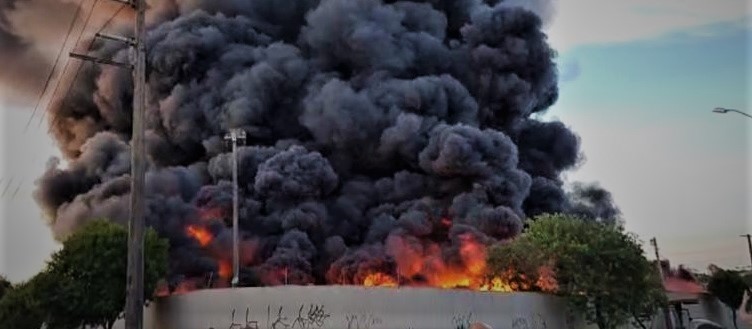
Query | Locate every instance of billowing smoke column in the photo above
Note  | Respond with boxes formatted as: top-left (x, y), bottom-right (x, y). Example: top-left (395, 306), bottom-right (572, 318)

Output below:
top-left (0, 0), bottom-right (46, 97)
top-left (34, 0), bottom-right (619, 290)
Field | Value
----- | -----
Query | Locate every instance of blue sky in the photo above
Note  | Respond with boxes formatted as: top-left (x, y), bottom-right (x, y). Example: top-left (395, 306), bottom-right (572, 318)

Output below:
top-left (0, 0), bottom-right (750, 282)
top-left (547, 13), bottom-right (750, 270)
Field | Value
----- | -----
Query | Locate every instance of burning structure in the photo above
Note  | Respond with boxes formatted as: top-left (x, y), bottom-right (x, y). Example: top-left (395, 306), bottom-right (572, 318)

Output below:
top-left (29, 0), bottom-right (618, 293)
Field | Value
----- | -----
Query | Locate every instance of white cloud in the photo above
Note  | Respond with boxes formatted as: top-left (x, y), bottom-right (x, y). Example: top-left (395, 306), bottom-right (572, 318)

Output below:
top-left (545, 0), bottom-right (751, 51)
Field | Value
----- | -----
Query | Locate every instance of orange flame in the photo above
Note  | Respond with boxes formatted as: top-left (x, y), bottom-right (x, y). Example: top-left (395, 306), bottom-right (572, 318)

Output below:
top-left (479, 277), bottom-right (514, 292)
top-left (169, 215), bottom-right (559, 295)
top-left (377, 231), bottom-right (558, 293)
top-left (535, 265), bottom-right (559, 292)
top-left (173, 280), bottom-right (200, 294)
top-left (458, 233), bottom-right (487, 276)
top-left (219, 260), bottom-right (232, 279)
top-left (363, 273), bottom-right (398, 288)
top-left (186, 225), bottom-right (213, 247)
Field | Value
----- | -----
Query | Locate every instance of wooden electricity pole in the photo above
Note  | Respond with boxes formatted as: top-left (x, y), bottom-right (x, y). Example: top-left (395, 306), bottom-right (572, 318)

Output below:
top-left (651, 238), bottom-right (674, 329)
top-left (124, 0), bottom-right (147, 327)
top-left (741, 234), bottom-right (752, 269)
top-left (69, 0), bottom-right (145, 327)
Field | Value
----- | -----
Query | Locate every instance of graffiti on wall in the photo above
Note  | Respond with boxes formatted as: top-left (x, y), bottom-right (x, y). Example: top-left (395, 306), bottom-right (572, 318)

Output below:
top-left (452, 312), bottom-right (474, 328)
top-left (206, 305), bottom-right (553, 329)
top-left (344, 312), bottom-right (383, 329)
top-left (208, 304), bottom-right (331, 329)
top-left (511, 313), bottom-right (548, 329)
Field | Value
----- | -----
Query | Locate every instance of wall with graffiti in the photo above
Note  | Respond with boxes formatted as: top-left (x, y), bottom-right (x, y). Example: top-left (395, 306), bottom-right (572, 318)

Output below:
top-left (144, 286), bottom-right (581, 329)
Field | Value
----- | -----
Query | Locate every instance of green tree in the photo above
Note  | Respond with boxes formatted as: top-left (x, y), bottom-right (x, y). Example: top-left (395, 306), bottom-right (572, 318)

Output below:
top-left (707, 268), bottom-right (750, 329)
top-left (0, 271), bottom-right (54, 329)
top-left (42, 220), bottom-right (169, 329)
top-left (508, 214), bottom-right (666, 329)
top-left (487, 235), bottom-right (554, 291)
top-left (0, 275), bottom-right (10, 300)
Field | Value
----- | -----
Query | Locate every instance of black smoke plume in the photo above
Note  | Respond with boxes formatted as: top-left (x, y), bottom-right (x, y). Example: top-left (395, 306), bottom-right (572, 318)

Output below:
top-left (0, 0), bottom-right (79, 101)
top-left (34, 0), bottom-right (619, 287)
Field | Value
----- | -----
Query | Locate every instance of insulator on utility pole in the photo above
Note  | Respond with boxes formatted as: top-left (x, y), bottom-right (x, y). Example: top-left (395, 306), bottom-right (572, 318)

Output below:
top-left (224, 128), bottom-right (246, 288)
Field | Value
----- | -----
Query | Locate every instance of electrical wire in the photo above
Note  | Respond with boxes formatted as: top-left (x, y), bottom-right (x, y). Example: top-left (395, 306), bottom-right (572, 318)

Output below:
top-left (23, 0), bottom-right (88, 132)
top-left (10, 180), bottom-right (22, 200)
top-left (46, 2), bottom-right (128, 133)
top-left (1, 177), bottom-right (14, 197)
top-left (37, 0), bottom-right (102, 130)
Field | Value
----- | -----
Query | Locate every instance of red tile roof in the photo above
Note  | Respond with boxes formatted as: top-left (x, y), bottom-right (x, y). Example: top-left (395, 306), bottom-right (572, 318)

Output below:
top-left (663, 276), bottom-right (706, 294)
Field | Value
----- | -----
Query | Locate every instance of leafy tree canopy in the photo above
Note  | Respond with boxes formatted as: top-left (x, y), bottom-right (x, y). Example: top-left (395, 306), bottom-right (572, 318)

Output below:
top-left (488, 214), bottom-right (665, 329)
top-left (708, 268), bottom-right (750, 329)
top-left (0, 220), bottom-right (169, 329)
top-left (0, 271), bottom-right (54, 329)
top-left (45, 220), bottom-right (169, 329)
top-left (0, 275), bottom-right (10, 300)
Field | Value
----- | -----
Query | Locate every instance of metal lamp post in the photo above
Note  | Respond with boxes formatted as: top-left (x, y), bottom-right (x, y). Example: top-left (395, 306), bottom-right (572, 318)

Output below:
top-left (712, 107), bottom-right (752, 119)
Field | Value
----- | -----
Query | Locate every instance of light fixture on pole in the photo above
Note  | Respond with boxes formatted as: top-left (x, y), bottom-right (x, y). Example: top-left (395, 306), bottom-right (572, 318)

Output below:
top-left (712, 107), bottom-right (752, 119)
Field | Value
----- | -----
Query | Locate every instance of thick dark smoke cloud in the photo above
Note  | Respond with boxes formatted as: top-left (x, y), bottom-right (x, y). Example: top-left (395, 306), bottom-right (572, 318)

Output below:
top-left (0, 0), bottom-right (80, 101)
top-left (568, 182), bottom-right (621, 225)
top-left (0, 0), bottom-right (25, 47)
top-left (0, 0), bottom-right (43, 99)
top-left (34, 0), bottom-right (619, 287)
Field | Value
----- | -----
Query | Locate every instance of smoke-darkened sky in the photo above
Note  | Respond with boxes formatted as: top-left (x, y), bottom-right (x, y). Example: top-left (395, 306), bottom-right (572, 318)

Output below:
top-left (1, 0), bottom-right (750, 282)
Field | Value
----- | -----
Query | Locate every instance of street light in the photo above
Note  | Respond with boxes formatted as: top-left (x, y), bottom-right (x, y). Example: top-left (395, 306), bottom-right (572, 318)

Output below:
top-left (712, 107), bottom-right (752, 119)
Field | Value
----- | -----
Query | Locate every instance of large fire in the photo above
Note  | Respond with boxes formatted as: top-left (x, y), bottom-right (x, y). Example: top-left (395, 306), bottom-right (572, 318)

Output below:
top-left (363, 273), bottom-right (398, 288)
top-left (36, 0), bottom-right (618, 303)
top-left (185, 225), bottom-right (213, 247)
top-left (175, 219), bottom-right (558, 296)
top-left (352, 233), bottom-right (557, 293)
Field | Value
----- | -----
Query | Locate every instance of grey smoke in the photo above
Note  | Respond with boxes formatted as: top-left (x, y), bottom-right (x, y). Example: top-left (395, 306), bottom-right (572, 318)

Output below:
top-left (0, 0), bottom-right (25, 47)
top-left (32, 0), bottom-right (618, 287)
top-left (0, 0), bottom-right (84, 101)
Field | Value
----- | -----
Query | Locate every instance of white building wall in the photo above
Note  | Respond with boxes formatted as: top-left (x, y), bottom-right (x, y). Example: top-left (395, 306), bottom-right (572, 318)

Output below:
top-left (112, 287), bottom-right (752, 329)
top-left (141, 286), bottom-right (579, 329)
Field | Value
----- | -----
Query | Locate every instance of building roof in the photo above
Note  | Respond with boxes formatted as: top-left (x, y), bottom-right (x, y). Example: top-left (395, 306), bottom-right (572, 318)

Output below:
top-left (664, 276), bottom-right (706, 295)
top-left (656, 260), bottom-right (708, 303)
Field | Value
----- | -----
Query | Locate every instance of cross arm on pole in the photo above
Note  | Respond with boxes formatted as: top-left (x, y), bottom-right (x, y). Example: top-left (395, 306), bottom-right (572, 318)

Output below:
top-left (70, 52), bottom-right (132, 69)
top-left (107, 0), bottom-right (135, 8)
top-left (95, 33), bottom-right (136, 46)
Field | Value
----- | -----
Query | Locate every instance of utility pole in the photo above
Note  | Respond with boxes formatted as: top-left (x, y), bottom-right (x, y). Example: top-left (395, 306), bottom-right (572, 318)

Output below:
top-left (224, 128), bottom-right (246, 287)
top-left (651, 238), bottom-right (674, 329)
top-left (68, 1), bottom-right (144, 328)
top-left (741, 234), bottom-right (752, 269)
top-left (125, 0), bottom-right (147, 327)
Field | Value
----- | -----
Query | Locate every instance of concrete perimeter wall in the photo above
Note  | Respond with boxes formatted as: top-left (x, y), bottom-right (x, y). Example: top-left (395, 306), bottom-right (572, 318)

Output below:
top-left (143, 286), bottom-right (580, 329)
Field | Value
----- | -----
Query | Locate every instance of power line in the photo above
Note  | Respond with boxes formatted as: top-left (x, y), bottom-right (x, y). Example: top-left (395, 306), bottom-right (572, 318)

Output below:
top-left (11, 180), bottom-right (22, 200)
top-left (666, 245), bottom-right (744, 256)
top-left (23, 0), bottom-right (88, 132)
top-left (1, 177), bottom-right (14, 198)
top-left (37, 0), bottom-right (102, 130)
top-left (46, 2), bottom-right (127, 133)
top-left (98, 3), bottom-right (128, 34)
